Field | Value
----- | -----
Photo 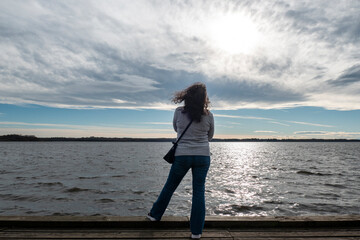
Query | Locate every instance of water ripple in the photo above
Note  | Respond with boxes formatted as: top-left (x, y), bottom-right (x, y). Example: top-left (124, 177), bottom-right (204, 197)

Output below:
top-left (0, 141), bottom-right (359, 216)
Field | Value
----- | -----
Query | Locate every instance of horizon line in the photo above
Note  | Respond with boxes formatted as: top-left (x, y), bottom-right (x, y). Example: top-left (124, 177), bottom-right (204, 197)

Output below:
top-left (1, 134), bottom-right (359, 142)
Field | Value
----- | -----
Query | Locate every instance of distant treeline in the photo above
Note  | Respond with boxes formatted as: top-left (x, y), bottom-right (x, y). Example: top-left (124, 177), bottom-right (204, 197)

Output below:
top-left (1, 134), bottom-right (359, 142)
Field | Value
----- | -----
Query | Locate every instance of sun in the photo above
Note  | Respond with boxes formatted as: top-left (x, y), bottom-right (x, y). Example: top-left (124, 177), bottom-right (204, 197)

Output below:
top-left (208, 14), bottom-right (261, 55)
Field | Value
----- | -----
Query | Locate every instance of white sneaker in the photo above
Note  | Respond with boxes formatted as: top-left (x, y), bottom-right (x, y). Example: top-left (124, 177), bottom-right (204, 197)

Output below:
top-left (191, 234), bottom-right (201, 239)
top-left (146, 213), bottom-right (157, 221)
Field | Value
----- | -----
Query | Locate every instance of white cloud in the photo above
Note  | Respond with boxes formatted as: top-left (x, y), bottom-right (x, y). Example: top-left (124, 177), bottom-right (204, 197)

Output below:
top-left (0, 121), bottom-right (174, 137)
top-left (143, 122), bottom-right (172, 125)
top-left (269, 121), bottom-right (290, 127)
top-left (0, 127), bottom-right (173, 138)
top-left (226, 121), bottom-right (242, 125)
top-left (294, 131), bottom-right (328, 135)
top-left (288, 121), bottom-right (335, 128)
top-left (214, 114), bottom-right (337, 130)
top-left (216, 124), bottom-right (234, 128)
top-left (254, 130), bottom-right (277, 133)
top-left (214, 114), bottom-right (273, 120)
top-left (0, 0), bottom-right (359, 110)
top-left (0, 121), bottom-right (82, 129)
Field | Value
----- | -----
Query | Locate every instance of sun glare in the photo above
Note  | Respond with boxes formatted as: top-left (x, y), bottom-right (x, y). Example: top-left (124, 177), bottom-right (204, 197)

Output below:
top-left (208, 14), bottom-right (261, 55)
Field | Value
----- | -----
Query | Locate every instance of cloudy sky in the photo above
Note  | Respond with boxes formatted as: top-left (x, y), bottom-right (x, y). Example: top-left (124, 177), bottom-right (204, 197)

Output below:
top-left (0, 0), bottom-right (359, 139)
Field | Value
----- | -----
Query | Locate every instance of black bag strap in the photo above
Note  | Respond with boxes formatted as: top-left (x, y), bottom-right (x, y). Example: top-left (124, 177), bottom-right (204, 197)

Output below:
top-left (174, 119), bottom-right (193, 144)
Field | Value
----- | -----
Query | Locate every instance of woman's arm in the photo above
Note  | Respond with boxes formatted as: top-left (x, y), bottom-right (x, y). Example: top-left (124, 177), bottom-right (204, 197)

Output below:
top-left (208, 114), bottom-right (214, 141)
top-left (173, 109), bottom-right (178, 132)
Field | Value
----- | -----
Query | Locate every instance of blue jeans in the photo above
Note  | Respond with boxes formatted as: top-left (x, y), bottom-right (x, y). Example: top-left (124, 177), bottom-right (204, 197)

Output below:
top-left (150, 155), bottom-right (210, 235)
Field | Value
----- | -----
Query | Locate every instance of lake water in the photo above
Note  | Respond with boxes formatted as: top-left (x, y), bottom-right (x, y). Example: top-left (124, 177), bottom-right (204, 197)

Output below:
top-left (0, 142), bottom-right (359, 216)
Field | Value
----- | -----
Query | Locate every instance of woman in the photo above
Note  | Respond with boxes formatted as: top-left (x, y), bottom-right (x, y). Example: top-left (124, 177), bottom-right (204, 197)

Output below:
top-left (147, 82), bottom-right (214, 239)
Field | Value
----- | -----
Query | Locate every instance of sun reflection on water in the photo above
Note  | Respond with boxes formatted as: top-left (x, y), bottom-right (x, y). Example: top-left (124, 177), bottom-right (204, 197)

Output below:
top-left (208, 142), bottom-right (283, 216)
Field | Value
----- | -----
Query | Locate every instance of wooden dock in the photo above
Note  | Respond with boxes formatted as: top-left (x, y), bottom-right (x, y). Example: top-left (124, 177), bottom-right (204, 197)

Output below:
top-left (0, 215), bottom-right (359, 239)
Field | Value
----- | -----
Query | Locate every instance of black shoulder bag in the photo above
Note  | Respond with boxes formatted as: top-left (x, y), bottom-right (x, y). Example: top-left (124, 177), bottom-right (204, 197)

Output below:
top-left (163, 120), bottom-right (193, 164)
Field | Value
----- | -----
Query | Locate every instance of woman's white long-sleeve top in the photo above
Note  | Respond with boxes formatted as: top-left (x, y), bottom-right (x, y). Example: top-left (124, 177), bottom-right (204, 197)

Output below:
top-left (173, 107), bottom-right (214, 156)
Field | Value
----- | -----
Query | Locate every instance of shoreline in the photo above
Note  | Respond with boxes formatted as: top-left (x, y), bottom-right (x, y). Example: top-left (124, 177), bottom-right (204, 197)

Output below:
top-left (1, 134), bottom-right (360, 142)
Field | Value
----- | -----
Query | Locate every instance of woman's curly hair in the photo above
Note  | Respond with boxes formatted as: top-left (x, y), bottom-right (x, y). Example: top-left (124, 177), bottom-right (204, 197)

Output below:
top-left (172, 82), bottom-right (210, 122)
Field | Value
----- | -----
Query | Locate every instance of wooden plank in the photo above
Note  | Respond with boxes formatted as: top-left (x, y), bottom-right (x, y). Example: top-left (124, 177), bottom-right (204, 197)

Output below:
top-left (1, 229), bottom-right (359, 239)
top-left (228, 227), bottom-right (360, 232)
top-left (1, 237), bottom-right (359, 240)
top-left (2, 229), bottom-right (360, 239)
top-left (0, 235), bottom-right (358, 240)
top-left (205, 215), bottom-right (360, 228)
top-left (2, 215), bottom-right (359, 222)
top-left (0, 230), bottom-right (232, 239)
top-left (0, 216), bottom-right (188, 222)
top-left (1, 215), bottom-right (360, 240)
top-left (2, 228), bottom-right (189, 233)
top-left (1, 215), bottom-right (359, 228)
top-left (233, 238), bottom-right (360, 240)
top-left (0, 238), bottom-right (231, 240)
top-left (229, 230), bottom-right (360, 237)
top-left (2, 228), bottom-right (225, 233)
top-left (0, 238), bottom-right (194, 240)
top-left (0, 216), bottom-right (190, 228)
